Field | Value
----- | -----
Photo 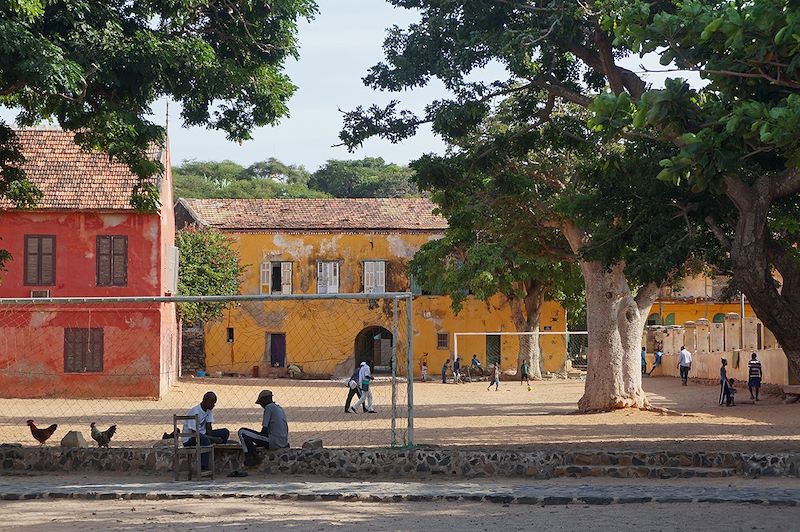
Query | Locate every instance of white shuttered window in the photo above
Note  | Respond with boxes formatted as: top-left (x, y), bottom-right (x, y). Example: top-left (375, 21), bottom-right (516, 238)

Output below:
top-left (261, 261), bottom-right (293, 294)
top-left (317, 261), bottom-right (339, 294)
top-left (363, 260), bottom-right (386, 293)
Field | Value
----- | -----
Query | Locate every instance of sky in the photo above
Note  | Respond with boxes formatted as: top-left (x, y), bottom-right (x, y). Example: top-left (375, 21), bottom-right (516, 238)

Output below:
top-left (1, 0), bottom-right (701, 172)
top-left (163, 0), bottom-right (450, 171)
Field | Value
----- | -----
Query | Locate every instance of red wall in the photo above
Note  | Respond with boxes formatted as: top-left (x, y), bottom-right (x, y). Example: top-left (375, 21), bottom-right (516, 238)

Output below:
top-left (0, 211), bottom-right (162, 297)
top-left (0, 304), bottom-right (167, 398)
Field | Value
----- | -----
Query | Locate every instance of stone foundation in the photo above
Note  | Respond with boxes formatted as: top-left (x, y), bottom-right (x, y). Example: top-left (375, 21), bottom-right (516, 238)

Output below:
top-left (2, 447), bottom-right (799, 479)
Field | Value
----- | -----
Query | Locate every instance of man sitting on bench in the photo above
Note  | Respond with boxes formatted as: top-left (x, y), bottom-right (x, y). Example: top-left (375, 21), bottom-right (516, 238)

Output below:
top-left (182, 391), bottom-right (230, 469)
top-left (237, 389), bottom-right (289, 466)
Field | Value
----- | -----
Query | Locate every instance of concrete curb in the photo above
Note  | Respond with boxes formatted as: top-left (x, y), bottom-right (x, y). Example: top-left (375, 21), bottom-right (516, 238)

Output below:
top-left (2, 490), bottom-right (797, 506)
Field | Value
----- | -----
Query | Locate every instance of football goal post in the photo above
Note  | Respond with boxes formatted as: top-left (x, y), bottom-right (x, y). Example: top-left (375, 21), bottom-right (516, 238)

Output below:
top-left (453, 331), bottom-right (589, 375)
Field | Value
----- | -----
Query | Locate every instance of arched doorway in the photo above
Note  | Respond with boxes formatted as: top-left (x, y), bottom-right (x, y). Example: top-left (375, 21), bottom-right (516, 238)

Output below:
top-left (354, 326), bottom-right (393, 373)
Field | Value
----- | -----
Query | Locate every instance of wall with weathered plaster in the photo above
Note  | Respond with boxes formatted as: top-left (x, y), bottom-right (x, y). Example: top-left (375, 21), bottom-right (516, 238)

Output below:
top-left (202, 231), bottom-right (567, 377)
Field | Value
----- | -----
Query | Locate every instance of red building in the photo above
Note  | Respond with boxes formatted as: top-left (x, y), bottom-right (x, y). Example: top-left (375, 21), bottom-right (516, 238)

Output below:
top-left (0, 129), bottom-right (179, 398)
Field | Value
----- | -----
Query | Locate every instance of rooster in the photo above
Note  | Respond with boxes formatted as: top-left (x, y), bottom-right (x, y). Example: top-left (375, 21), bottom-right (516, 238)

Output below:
top-left (90, 422), bottom-right (117, 448)
top-left (26, 419), bottom-right (58, 445)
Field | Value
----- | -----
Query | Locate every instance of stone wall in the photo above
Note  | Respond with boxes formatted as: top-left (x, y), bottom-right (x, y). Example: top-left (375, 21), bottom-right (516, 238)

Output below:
top-left (644, 315), bottom-right (790, 385)
top-left (2, 447), bottom-right (799, 479)
top-left (181, 325), bottom-right (205, 375)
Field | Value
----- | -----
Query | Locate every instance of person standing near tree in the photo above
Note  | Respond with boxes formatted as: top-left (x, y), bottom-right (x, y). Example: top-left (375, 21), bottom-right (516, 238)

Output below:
top-left (520, 360), bottom-right (530, 385)
top-left (748, 352), bottom-right (763, 401)
top-left (420, 354), bottom-right (428, 382)
top-left (648, 344), bottom-right (663, 376)
top-left (677, 345), bottom-right (692, 386)
top-left (641, 347), bottom-right (647, 375)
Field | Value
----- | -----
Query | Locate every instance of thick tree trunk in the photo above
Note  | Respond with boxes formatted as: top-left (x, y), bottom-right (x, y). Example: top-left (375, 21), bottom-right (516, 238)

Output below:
top-left (562, 221), bottom-right (658, 412)
top-left (509, 281), bottom-right (545, 380)
top-left (722, 174), bottom-right (800, 383)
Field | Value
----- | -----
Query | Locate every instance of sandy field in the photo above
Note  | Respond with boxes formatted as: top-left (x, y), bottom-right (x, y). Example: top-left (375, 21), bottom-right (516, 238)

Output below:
top-left (1, 375), bottom-right (797, 452)
top-left (1, 497), bottom-right (797, 531)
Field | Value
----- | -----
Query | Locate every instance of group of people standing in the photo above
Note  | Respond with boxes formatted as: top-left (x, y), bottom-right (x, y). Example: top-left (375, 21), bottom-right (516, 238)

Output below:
top-left (642, 344), bottom-right (765, 406)
top-left (718, 353), bottom-right (763, 407)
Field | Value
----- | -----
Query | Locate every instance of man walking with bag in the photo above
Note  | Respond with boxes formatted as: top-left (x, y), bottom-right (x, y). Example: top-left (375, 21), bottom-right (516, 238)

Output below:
top-left (344, 365), bottom-right (367, 413)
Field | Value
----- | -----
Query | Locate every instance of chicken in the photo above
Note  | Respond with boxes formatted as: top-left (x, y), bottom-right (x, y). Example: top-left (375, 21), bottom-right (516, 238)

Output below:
top-left (26, 419), bottom-right (58, 445)
top-left (90, 422), bottom-right (117, 448)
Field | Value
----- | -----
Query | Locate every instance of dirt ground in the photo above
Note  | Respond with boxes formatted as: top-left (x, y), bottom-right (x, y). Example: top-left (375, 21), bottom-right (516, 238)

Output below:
top-left (1, 375), bottom-right (797, 452)
top-left (1, 498), bottom-right (797, 531)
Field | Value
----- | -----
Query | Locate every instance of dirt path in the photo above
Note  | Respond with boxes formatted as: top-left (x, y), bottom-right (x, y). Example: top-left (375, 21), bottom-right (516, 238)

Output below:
top-left (1, 498), bottom-right (797, 531)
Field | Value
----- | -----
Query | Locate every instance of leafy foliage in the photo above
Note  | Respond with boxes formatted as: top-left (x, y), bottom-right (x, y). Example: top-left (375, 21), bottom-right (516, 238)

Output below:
top-left (0, 0), bottom-right (318, 211)
top-left (595, 0), bottom-right (800, 377)
top-left (308, 157), bottom-right (418, 198)
top-left (173, 158), bottom-right (327, 199)
top-left (176, 225), bottom-right (246, 325)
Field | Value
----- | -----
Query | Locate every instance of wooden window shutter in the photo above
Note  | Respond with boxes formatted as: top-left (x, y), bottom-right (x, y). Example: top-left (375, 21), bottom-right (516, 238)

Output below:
top-left (96, 237), bottom-right (112, 286)
top-left (364, 261), bottom-right (375, 293)
top-left (376, 261), bottom-right (386, 293)
top-left (24, 235), bottom-right (56, 285)
top-left (328, 262), bottom-right (339, 294)
top-left (111, 236), bottom-right (128, 286)
top-left (24, 236), bottom-right (39, 285)
top-left (88, 328), bottom-right (104, 372)
top-left (64, 328), bottom-right (79, 372)
top-left (40, 236), bottom-right (55, 285)
top-left (281, 262), bottom-right (292, 294)
top-left (317, 261), bottom-right (327, 294)
top-left (260, 262), bottom-right (269, 294)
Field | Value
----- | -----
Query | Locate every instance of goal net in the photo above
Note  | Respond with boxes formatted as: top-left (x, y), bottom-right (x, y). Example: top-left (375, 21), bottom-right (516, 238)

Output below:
top-left (453, 331), bottom-right (589, 375)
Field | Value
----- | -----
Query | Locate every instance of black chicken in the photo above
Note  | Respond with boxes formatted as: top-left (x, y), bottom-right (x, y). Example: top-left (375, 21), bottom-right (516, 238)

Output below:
top-left (90, 422), bottom-right (117, 448)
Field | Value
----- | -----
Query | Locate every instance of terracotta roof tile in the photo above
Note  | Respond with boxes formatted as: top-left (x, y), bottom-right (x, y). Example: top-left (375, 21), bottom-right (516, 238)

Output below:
top-left (179, 198), bottom-right (448, 231)
top-left (1, 129), bottom-right (161, 210)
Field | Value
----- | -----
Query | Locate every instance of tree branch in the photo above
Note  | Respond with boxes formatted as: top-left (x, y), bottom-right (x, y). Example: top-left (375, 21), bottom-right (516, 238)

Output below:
top-left (704, 215), bottom-right (731, 250)
top-left (634, 282), bottom-right (659, 315)
top-left (722, 174), bottom-right (755, 212)
top-left (0, 80), bottom-right (26, 96)
top-left (554, 37), bottom-right (646, 100)
top-left (530, 76), bottom-right (593, 107)
top-left (768, 167), bottom-right (800, 201)
top-left (593, 26), bottom-right (625, 95)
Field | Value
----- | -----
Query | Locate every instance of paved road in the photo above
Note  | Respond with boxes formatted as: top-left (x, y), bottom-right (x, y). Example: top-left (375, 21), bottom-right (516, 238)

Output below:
top-left (2, 473), bottom-right (800, 506)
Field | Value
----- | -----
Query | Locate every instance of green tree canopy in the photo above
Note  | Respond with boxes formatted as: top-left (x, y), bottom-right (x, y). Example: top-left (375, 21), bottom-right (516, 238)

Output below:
top-left (247, 157), bottom-right (311, 185)
top-left (173, 159), bottom-right (329, 199)
top-left (308, 157), bottom-right (418, 197)
top-left (0, 0), bottom-right (318, 212)
top-left (593, 0), bottom-right (800, 380)
top-left (339, 0), bottom-right (707, 411)
top-left (176, 226), bottom-right (246, 325)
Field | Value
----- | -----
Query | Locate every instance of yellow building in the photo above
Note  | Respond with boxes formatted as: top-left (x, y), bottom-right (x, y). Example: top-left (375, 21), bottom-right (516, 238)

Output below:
top-left (175, 198), bottom-right (566, 378)
top-left (650, 275), bottom-right (753, 326)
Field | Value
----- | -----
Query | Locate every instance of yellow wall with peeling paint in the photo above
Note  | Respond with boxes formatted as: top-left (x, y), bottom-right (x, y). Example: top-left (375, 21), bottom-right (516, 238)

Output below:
top-left (203, 231), bottom-right (566, 378)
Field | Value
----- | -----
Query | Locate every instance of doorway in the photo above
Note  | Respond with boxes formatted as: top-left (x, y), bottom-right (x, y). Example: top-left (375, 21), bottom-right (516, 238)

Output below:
top-left (264, 333), bottom-right (286, 367)
top-left (354, 326), bottom-right (393, 373)
top-left (486, 335), bottom-right (501, 367)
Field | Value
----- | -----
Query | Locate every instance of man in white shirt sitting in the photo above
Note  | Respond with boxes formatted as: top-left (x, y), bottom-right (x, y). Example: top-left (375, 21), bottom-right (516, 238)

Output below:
top-left (182, 391), bottom-right (230, 469)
